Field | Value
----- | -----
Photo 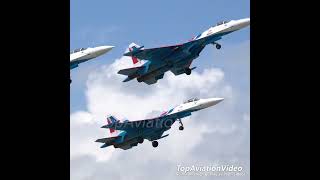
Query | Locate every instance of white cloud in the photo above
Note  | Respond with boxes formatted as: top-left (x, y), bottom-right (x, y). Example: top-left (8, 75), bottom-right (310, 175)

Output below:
top-left (71, 111), bottom-right (94, 125)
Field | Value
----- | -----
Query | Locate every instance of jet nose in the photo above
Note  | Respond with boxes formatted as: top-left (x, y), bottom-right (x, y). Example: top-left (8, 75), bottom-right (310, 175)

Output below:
top-left (203, 98), bottom-right (224, 108)
top-left (237, 18), bottom-right (250, 28)
top-left (96, 45), bottom-right (114, 54)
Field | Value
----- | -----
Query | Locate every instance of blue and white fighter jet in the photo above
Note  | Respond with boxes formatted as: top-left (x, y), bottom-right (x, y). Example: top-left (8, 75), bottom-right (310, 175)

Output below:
top-left (96, 97), bottom-right (224, 150)
top-left (118, 18), bottom-right (250, 85)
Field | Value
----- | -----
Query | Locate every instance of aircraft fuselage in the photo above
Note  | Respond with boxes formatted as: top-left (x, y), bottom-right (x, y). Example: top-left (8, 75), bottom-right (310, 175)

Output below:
top-left (105, 98), bottom-right (224, 150)
top-left (123, 18), bottom-right (250, 84)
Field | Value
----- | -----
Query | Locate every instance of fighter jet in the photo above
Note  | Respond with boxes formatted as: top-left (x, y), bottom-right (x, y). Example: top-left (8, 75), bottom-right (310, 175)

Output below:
top-left (70, 45), bottom-right (114, 83)
top-left (96, 97), bottom-right (224, 150)
top-left (118, 18), bottom-right (250, 85)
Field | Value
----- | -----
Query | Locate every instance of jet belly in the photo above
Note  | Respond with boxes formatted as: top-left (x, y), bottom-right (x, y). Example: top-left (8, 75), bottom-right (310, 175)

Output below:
top-left (114, 137), bottom-right (140, 150)
top-left (138, 50), bottom-right (193, 81)
top-left (143, 118), bottom-right (175, 141)
top-left (112, 121), bottom-right (171, 149)
top-left (111, 129), bottom-right (140, 150)
top-left (137, 61), bottom-right (168, 82)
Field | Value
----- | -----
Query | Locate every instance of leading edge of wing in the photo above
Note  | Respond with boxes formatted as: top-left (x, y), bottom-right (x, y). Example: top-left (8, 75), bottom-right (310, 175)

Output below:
top-left (95, 136), bottom-right (118, 144)
top-left (123, 42), bottom-right (187, 58)
top-left (118, 66), bottom-right (144, 76)
top-left (102, 115), bottom-right (176, 131)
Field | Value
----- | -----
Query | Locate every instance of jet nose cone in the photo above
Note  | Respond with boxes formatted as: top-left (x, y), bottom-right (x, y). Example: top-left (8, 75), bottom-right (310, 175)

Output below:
top-left (97, 45), bottom-right (114, 54)
top-left (238, 18), bottom-right (250, 28)
top-left (204, 98), bottom-right (224, 107)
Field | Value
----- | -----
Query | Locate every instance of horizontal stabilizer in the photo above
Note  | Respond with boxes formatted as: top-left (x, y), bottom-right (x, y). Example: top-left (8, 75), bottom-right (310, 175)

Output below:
top-left (118, 66), bottom-right (144, 76)
top-left (95, 136), bottom-right (117, 144)
top-left (100, 143), bottom-right (111, 148)
top-left (123, 76), bottom-right (136, 82)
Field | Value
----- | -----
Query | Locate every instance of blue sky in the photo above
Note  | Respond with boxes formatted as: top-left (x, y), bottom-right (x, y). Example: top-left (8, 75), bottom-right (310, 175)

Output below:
top-left (71, 1), bottom-right (250, 180)
top-left (71, 0), bottom-right (249, 49)
top-left (71, 0), bottom-right (250, 112)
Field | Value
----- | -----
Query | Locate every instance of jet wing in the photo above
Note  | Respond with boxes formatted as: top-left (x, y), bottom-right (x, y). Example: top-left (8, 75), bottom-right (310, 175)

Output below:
top-left (142, 77), bottom-right (159, 85)
top-left (123, 37), bottom-right (212, 61)
top-left (170, 59), bottom-right (194, 75)
top-left (146, 130), bottom-right (169, 141)
top-left (124, 33), bottom-right (224, 61)
top-left (102, 114), bottom-right (176, 131)
top-left (123, 44), bottom-right (184, 61)
top-left (95, 136), bottom-right (118, 144)
top-left (118, 66), bottom-right (144, 76)
top-left (95, 136), bottom-right (118, 148)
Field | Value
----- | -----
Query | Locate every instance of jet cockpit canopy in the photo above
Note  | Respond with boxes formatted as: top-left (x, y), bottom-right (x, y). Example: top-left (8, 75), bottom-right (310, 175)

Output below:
top-left (183, 98), bottom-right (200, 103)
top-left (71, 48), bottom-right (87, 54)
top-left (215, 20), bottom-right (230, 26)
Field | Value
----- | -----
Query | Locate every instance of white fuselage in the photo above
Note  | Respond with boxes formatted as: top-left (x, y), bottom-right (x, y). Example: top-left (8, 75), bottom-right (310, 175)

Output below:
top-left (70, 46), bottom-right (114, 69)
top-left (194, 18), bottom-right (250, 41)
top-left (166, 98), bottom-right (224, 116)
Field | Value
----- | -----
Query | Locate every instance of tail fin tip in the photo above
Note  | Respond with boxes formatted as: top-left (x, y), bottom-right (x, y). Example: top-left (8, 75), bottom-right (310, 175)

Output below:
top-left (128, 42), bottom-right (142, 64)
top-left (106, 115), bottom-right (119, 134)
